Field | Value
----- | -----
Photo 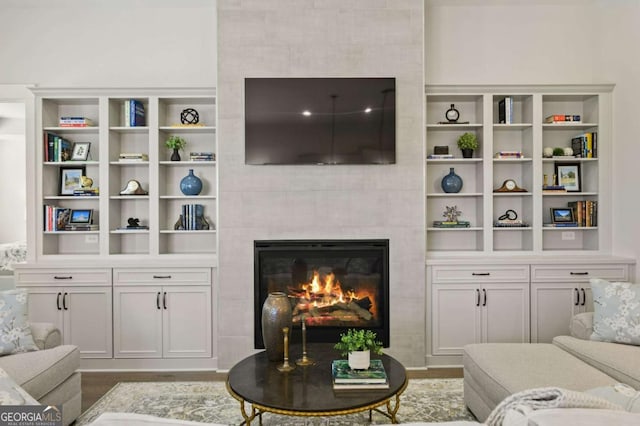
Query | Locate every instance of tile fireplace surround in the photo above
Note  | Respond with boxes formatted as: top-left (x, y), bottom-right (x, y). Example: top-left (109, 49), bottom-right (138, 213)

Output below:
top-left (216, 0), bottom-right (426, 369)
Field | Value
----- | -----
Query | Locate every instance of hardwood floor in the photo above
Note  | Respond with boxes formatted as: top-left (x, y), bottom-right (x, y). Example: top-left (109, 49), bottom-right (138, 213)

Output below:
top-left (81, 368), bottom-right (462, 413)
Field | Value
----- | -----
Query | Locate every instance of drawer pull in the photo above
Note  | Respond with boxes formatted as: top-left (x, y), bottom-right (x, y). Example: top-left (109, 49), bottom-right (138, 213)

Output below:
top-left (570, 272), bottom-right (589, 276)
top-left (153, 275), bottom-right (172, 279)
top-left (482, 289), bottom-right (487, 306)
top-left (54, 276), bottom-right (73, 280)
top-left (472, 272), bottom-right (490, 276)
top-left (163, 292), bottom-right (167, 310)
top-left (574, 288), bottom-right (580, 306)
top-left (476, 289), bottom-right (480, 306)
top-left (581, 288), bottom-right (586, 306)
top-left (56, 292), bottom-right (62, 310)
top-left (156, 292), bottom-right (161, 310)
top-left (63, 293), bottom-right (68, 310)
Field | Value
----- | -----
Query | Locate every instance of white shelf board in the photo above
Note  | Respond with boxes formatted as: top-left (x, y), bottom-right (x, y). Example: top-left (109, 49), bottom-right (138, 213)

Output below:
top-left (427, 227), bottom-right (483, 231)
top-left (493, 123), bottom-right (533, 130)
top-left (159, 161), bottom-right (216, 166)
top-left (426, 158), bottom-right (483, 163)
top-left (159, 230), bottom-right (217, 234)
top-left (160, 195), bottom-right (217, 200)
top-left (109, 126), bottom-right (149, 133)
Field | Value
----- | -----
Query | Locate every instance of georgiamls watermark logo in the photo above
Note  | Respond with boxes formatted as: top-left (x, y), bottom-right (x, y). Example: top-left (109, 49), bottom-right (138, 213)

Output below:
top-left (0, 405), bottom-right (62, 426)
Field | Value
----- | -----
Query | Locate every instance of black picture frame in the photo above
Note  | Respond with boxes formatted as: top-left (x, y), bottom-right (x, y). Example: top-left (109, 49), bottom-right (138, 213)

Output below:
top-left (59, 166), bottom-right (86, 195)
top-left (554, 162), bottom-right (581, 192)
top-left (551, 208), bottom-right (575, 224)
top-left (69, 209), bottom-right (93, 224)
top-left (71, 142), bottom-right (91, 161)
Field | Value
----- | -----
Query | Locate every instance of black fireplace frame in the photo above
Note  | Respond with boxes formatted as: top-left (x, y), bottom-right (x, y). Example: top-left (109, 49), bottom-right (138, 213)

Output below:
top-left (254, 239), bottom-right (390, 349)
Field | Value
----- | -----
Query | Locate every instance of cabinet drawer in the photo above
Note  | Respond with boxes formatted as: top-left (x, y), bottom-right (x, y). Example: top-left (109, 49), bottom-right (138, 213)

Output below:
top-left (531, 264), bottom-right (629, 282)
top-left (16, 268), bottom-right (111, 286)
top-left (431, 265), bottom-right (529, 283)
top-left (113, 268), bottom-right (211, 286)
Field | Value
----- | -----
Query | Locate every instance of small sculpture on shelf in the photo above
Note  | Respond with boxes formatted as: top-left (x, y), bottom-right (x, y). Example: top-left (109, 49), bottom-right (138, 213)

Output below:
top-left (126, 218), bottom-right (148, 230)
top-left (119, 179), bottom-right (148, 195)
top-left (432, 205), bottom-right (470, 228)
top-left (180, 108), bottom-right (200, 125)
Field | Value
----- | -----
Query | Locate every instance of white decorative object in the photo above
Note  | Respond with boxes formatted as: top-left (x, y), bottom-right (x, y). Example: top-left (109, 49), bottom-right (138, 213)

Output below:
top-left (543, 147), bottom-right (554, 158)
top-left (348, 350), bottom-right (370, 370)
top-left (563, 147), bottom-right (574, 156)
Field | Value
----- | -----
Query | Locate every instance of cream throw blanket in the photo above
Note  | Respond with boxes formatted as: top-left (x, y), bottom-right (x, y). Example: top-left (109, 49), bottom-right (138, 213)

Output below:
top-left (485, 387), bottom-right (623, 426)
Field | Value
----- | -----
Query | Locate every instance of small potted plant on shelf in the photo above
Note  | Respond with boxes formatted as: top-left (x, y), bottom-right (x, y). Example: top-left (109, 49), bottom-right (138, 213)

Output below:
top-left (165, 135), bottom-right (187, 161)
top-left (334, 329), bottom-right (383, 370)
top-left (457, 132), bottom-right (478, 158)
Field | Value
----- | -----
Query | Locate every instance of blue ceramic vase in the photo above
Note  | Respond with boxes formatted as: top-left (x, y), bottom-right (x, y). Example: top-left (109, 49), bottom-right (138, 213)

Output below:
top-left (441, 167), bottom-right (463, 193)
top-left (180, 169), bottom-right (202, 196)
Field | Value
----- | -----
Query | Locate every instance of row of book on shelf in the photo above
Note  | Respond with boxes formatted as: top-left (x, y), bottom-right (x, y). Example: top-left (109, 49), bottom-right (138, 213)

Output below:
top-left (568, 200), bottom-right (598, 227)
top-left (59, 116), bottom-right (94, 127)
top-left (43, 206), bottom-right (98, 231)
top-left (331, 359), bottom-right (389, 390)
top-left (178, 204), bottom-right (207, 231)
top-left (545, 114), bottom-right (581, 123)
top-left (43, 132), bottom-right (72, 162)
top-left (123, 99), bottom-right (146, 127)
top-left (498, 97), bottom-right (514, 124)
top-left (571, 132), bottom-right (597, 158)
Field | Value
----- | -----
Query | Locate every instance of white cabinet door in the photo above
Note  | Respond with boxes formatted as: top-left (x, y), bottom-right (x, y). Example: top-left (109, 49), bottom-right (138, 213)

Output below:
top-left (482, 283), bottom-right (530, 344)
top-left (431, 284), bottom-right (481, 355)
top-left (24, 287), bottom-right (64, 332)
top-left (531, 282), bottom-right (592, 343)
top-left (162, 286), bottom-right (212, 358)
top-left (64, 287), bottom-right (113, 358)
top-left (113, 286), bottom-right (163, 358)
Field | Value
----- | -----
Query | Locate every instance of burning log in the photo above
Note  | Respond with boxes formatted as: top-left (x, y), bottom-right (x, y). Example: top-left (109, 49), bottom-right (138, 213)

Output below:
top-left (347, 302), bottom-right (373, 320)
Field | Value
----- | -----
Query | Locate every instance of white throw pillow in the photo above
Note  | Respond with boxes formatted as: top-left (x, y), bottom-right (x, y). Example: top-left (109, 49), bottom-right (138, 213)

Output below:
top-left (590, 278), bottom-right (640, 346)
top-left (0, 289), bottom-right (39, 355)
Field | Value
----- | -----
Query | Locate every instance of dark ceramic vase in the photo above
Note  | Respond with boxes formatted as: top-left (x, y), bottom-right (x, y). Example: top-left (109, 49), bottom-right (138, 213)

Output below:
top-left (441, 167), bottom-right (463, 193)
top-left (461, 148), bottom-right (474, 159)
top-left (180, 169), bottom-right (203, 196)
top-left (261, 292), bottom-right (292, 361)
top-left (171, 148), bottom-right (181, 161)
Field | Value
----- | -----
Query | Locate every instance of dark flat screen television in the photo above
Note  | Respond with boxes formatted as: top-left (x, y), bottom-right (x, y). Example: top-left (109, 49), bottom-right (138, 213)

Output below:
top-left (245, 78), bottom-right (396, 165)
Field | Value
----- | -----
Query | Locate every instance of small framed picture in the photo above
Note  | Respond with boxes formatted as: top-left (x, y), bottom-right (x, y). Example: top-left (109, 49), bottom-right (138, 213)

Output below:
top-left (59, 166), bottom-right (86, 195)
top-left (555, 162), bottom-right (581, 192)
top-left (71, 142), bottom-right (91, 161)
top-left (69, 209), bottom-right (93, 225)
top-left (551, 207), bottom-right (575, 224)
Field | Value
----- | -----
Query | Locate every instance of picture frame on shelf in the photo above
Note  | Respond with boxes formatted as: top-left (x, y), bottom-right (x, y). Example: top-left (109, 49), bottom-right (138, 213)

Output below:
top-left (71, 142), bottom-right (91, 161)
top-left (554, 162), bottom-right (581, 192)
top-left (551, 207), bottom-right (575, 224)
top-left (59, 166), bottom-right (86, 195)
top-left (69, 209), bottom-right (93, 225)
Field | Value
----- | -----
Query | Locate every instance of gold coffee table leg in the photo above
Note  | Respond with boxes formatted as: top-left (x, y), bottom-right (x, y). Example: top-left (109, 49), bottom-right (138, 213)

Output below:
top-left (238, 399), bottom-right (257, 425)
top-left (385, 392), bottom-right (402, 423)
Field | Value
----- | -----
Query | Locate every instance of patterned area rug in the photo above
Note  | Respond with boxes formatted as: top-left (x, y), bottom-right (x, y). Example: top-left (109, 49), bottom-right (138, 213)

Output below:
top-left (76, 379), bottom-right (475, 425)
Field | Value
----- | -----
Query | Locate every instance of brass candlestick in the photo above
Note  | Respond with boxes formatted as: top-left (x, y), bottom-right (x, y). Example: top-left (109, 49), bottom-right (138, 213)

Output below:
top-left (296, 318), bottom-right (315, 366)
top-left (277, 327), bottom-right (295, 372)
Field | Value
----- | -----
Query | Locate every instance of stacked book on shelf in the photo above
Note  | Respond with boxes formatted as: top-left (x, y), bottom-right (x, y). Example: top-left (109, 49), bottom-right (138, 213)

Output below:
top-left (190, 152), bottom-right (215, 161)
top-left (542, 185), bottom-right (567, 193)
top-left (427, 154), bottom-right (454, 159)
top-left (498, 96), bottom-right (513, 124)
top-left (432, 221), bottom-right (471, 228)
top-left (331, 359), bottom-right (389, 390)
top-left (571, 132), bottom-right (597, 158)
top-left (568, 200), bottom-right (598, 227)
top-left (495, 151), bottom-right (523, 159)
top-left (118, 153), bottom-right (148, 162)
top-left (545, 114), bottom-right (581, 123)
top-left (73, 188), bottom-right (99, 197)
top-left (43, 132), bottom-right (72, 162)
top-left (123, 99), bottom-right (145, 127)
top-left (59, 117), bottom-right (94, 127)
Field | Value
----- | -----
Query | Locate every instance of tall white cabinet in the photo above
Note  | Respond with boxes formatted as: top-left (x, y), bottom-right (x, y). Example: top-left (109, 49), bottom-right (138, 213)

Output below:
top-left (17, 88), bottom-right (217, 370)
top-left (425, 85), bottom-right (635, 367)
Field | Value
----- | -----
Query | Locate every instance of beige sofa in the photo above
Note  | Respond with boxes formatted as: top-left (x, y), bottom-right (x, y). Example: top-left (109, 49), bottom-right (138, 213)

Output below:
top-left (463, 312), bottom-right (640, 421)
top-left (0, 322), bottom-right (81, 425)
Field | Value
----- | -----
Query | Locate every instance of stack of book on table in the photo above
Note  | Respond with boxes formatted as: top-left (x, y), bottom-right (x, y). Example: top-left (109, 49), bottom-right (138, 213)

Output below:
top-left (331, 359), bottom-right (389, 390)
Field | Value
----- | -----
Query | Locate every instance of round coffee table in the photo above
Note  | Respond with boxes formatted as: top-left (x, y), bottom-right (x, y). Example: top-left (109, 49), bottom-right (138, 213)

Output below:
top-left (226, 344), bottom-right (407, 425)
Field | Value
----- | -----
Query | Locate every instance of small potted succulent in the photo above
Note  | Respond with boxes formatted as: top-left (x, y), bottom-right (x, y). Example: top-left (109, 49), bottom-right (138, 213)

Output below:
top-left (457, 132), bottom-right (479, 158)
top-left (334, 329), bottom-right (383, 370)
top-left (165, 135), bottom-right (187, 161)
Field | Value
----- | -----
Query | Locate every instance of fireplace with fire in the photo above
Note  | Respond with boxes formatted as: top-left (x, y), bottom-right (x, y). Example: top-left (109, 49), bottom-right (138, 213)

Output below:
top-left (254, 239), bottom-right (390, 348)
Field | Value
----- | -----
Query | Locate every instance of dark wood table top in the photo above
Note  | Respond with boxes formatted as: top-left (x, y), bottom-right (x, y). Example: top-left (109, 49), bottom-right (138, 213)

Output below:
top-left (226, 343), bottom-right (407, 414)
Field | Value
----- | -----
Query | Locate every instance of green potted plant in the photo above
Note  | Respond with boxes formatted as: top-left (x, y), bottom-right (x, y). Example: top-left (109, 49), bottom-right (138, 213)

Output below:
top-left (456, 132), bottom-right (479, 158)
top-left (334, 329), bottom-right (383, 369)
top-left (165, 135), bottom-right (187, 161)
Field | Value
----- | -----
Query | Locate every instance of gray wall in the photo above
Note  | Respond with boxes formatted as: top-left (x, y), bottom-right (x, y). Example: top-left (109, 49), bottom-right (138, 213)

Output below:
top-left (216, 0), bottom-right (426, 368)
